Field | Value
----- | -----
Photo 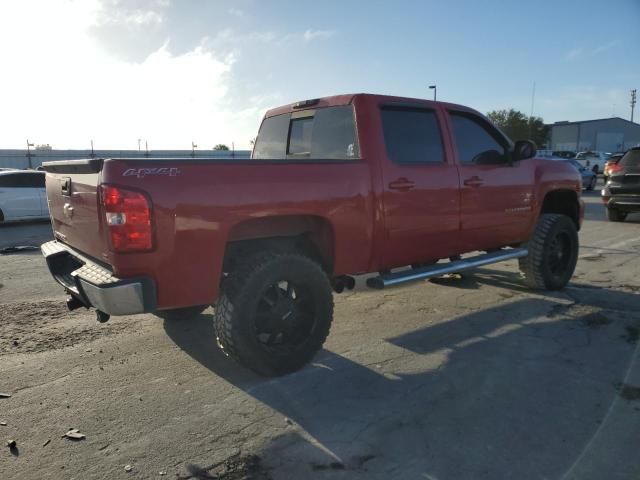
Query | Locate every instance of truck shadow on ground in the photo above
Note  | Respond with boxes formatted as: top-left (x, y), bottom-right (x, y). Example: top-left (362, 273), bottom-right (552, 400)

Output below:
top-left (164, 276), bottom-right (640, 479)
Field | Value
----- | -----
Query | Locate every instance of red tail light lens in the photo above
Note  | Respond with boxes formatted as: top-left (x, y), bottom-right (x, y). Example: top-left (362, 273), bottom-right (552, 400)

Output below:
top-left (608, 163), bottom-right (623, 174)
top-left (100, 184), bottom-right (153, 252)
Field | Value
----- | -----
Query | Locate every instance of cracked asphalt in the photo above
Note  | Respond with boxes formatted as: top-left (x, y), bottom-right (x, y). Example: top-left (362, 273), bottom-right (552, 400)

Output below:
top-left (1, 190), bottom-right (640, 479)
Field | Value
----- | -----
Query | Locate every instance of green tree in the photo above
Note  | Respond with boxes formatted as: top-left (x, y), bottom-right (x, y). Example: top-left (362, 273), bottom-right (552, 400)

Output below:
top-left (213, 144), bottom-right (230, 151)
top-left (486, 109), bottom-right (549, 148)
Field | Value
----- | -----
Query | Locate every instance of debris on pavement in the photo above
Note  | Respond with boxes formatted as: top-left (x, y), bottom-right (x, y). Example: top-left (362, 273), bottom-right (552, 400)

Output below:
top-left (429, 272), bottom-right (464, 284)
top-left (43, 439), bottom-right (51, 447)
top-left (124, 464), bottom-right (133, 472)
top-left (0, 393), bottom-right (11, 398)
top-left (63, 429), bottom-right (86, 440)
top-left (0, 245), bottom-right (39, 255)
top-left (0, 422), bottom-right (6, 426)
top-left (7, 439), bottom-right (16, 448)
top-left (616, 383), bottom-right (640, 401)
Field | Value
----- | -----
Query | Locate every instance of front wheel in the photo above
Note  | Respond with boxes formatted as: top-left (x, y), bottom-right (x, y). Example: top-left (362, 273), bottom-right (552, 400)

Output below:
top-left (214, 252), bottom-right (334, 376)
top-left (606, 208), bottom-right (627, 222)
top-left (519, 214), bottom-right (579, 290)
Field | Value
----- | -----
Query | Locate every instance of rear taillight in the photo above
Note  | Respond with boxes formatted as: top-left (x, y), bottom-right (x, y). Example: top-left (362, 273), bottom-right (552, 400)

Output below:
top-left (100, 184), bottom-right (153, 252)
top-left (608, 163), bottom-right (623, 174)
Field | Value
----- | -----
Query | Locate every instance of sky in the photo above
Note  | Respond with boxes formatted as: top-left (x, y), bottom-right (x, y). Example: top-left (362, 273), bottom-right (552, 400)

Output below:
top-left (0, 0), bottom-right (639, 150)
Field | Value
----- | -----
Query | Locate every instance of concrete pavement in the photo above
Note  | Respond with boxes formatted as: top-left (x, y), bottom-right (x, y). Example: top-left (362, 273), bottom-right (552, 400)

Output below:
top-left (0, 191), bottom-right (639, 479)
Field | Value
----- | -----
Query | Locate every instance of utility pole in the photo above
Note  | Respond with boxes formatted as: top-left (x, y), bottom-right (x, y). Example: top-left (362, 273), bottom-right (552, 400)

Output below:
top-left (145, 141), bottom-right (149, 157)
top-left (632, 89), bottom-right (637, 123)
top-left (137, 138), bottom-right (141, 153)
top-left (191, 141), bottom-right (197, 157)
top-left (529, 81), bottom-right (536, 139)
top-left (26, 139), bottom-right (34, 169)
top-left (89, 139), bottom-right (95, 158)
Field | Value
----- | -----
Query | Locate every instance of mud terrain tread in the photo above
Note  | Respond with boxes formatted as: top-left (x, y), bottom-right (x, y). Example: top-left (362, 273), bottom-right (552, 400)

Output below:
top-left (213, 251), bottom-right (333, 376)
top-left (519, 213), bottom-right (578, 290)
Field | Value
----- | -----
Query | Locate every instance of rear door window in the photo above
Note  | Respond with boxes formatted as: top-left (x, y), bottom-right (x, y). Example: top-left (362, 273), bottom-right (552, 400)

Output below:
top-left (381, 107), bottom-right (444, 164)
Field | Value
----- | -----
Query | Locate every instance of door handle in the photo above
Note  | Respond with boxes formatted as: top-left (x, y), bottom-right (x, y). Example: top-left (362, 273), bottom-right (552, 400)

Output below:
top-left (463, 176), bottom-right (483, 187)
top-left (388, 178), bottom-right (416, 191)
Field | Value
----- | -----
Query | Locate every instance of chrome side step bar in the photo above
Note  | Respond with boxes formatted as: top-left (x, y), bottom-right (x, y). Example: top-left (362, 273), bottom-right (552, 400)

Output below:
top-left (366, 248), bottom-right (529, 289)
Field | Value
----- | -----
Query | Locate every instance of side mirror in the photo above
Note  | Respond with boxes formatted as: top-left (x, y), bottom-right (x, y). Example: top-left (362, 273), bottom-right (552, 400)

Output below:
top-left (513, 140), bottom-right (537, 161)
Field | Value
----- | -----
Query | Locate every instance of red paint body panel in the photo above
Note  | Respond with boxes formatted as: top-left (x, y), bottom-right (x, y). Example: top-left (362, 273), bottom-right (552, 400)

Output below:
top-left (44, 93), bottom-right (583, 311)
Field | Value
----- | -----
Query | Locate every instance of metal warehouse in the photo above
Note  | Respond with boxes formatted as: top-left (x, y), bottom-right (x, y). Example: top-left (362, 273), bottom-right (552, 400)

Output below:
top-left (549, 117), bottom-right (640, 153)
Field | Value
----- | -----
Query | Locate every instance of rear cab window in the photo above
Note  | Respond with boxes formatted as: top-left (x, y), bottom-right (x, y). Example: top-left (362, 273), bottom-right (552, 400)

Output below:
top-left (620, 149), bottom-right (640, 169)
top-left (252, 105), bottom-right (359, 160)
top-left (0, 172), bottom-right (45, 188)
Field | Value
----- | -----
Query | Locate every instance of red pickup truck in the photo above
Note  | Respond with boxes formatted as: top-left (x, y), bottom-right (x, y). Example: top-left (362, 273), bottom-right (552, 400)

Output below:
top-left (41, 93), bottom-right (583, 376)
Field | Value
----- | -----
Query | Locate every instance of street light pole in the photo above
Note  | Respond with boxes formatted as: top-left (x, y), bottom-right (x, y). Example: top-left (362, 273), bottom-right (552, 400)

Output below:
top-left (632, 89), bottom-right (637, 123)
top-left (429, 85), bottom-right (437, 101)
top-left (26, 139), bottom-right (34, 169)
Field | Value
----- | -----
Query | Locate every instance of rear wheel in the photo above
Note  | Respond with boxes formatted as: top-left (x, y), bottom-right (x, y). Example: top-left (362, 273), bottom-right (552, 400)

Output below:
top-left (519, 214), bottom-right (578, 290)
top-left (606, 208), bottom-right (627, 222)
top-left (154, 305), bottom-right (208, 321)
top-left (214, 252), bottom-right (334, 376)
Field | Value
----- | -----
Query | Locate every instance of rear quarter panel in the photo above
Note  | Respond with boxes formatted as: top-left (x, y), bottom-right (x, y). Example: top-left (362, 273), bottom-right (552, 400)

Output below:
top-left (101, 159), bottom-right (375, 309)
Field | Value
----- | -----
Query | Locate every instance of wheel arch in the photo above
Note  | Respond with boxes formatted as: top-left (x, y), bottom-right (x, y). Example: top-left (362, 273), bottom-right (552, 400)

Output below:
top-left (539, 189), bottom-right (580, 230)
top-left (223, 214), bottom-right (335, 274)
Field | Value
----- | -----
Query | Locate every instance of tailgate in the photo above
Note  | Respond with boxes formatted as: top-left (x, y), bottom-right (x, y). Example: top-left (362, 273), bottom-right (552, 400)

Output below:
top-left (43, 159), bottom-right (108, 262)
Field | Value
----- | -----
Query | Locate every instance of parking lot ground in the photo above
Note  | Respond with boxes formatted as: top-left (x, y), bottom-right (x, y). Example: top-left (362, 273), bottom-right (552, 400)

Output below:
top-left (1, 191), bottom-right (639, 479)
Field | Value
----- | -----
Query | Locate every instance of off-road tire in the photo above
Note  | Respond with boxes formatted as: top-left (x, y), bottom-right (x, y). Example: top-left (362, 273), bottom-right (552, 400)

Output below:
top-left (606, 208), bottom-right (626, 222)
top-left (154, 305), bottom-right (208, 321)
top-left (519, 214), bottom-right (578, 290)
top-left (214, 252), bottom-right (334, 376)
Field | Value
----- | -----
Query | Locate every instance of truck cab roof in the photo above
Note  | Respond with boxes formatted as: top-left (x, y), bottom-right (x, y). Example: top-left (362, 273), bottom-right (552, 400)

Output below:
top-left (264, 93), bottom-right (478, 118)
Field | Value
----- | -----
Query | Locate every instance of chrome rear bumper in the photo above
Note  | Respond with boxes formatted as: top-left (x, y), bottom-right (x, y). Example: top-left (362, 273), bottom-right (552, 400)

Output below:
top-left (41, 240), bottom-right (156, 315)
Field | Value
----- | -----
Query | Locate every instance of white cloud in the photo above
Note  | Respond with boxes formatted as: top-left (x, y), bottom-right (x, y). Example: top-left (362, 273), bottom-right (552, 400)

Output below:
top-left (303, 29), bottom-right (335, 42)
top-left (593, 41), bottom-right (618, 55)
top-left (101, 9), bottom-right (165, 26)
top-left (0, 0), bottom-right (263, 149)
top-left (564, 47), bottom-right (582, 61)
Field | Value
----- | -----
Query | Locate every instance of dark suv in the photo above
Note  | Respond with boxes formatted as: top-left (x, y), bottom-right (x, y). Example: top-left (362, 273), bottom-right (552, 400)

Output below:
top-left (602, 147), bottom-right (640, 222)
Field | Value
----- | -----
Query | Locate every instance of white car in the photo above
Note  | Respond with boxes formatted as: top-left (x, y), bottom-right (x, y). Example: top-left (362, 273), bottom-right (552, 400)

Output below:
top-left (0, 170), bottom-right (49, 222)
top-left (575, 151), bottom-right (611, 174)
